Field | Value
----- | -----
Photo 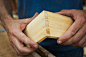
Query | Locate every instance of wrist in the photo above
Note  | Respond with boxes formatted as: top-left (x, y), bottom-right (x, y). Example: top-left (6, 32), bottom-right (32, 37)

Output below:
top-left (0, 14), bottom-right (14, 28)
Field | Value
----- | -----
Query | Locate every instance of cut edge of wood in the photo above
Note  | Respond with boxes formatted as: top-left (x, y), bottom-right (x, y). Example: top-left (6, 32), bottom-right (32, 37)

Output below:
top-left (37, 35), bottom-right (59, 43)
top-left (24, 10), bottom-right (73, 43)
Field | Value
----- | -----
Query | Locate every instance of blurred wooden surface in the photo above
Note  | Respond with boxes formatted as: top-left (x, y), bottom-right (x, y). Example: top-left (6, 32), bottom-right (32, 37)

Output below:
top-left (0, 22), bottom-right (55, 57)
top-left (1, 2), bottom-right (86, 55)
top-left (0, 24), bottom-right (37, 57)
top-left (10, 0), bottom-right (18, 14)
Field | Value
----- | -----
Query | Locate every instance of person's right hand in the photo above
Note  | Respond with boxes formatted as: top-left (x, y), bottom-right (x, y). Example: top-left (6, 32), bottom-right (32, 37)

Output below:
top-left (1, 13), bottom-right (39, 55)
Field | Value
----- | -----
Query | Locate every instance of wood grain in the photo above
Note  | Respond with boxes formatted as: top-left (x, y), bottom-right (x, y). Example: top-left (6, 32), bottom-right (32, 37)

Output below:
top-left (25, 11), bottom-right (73, 43)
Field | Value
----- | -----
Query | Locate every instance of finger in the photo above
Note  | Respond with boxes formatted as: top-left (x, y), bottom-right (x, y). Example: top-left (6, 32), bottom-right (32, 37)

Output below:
top-left (70, 35), bottom-right (86, 48)
top-left (57, 10), bottom-right (73, 17)
top-left (32, 12), bottom-right (39, 19)
top-left (20, 12), bottom-right (39, 24)
top-left (57, 17), bottom-right (84, 44)
top-left (10, 41), bottom-right (20, 55)
top-left (11, 36), bottom-right (36, 55)
top-left (61, 23), bottom-right (86, 45)
top-left (19, 12), bottom-right (39, 30)
top-left (57, 9), bottom-right (86, 44)
top-left (12, 29), bottom-right (38, 48)
top-left (82, 42), bottom-right (86, 47)
top-left (81, 35), bottom-right (86, 47)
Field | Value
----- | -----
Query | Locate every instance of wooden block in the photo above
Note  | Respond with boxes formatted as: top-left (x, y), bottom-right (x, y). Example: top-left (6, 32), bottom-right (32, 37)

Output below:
top-left (25, 11), bottom-right (73, 43)
top-left (35, 45), bottom-right (56, 57)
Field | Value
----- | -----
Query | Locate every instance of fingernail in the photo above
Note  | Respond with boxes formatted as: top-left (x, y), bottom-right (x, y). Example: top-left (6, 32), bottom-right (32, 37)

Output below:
top-left (58, 41), bottom-right (62, 44)
top-left (33, 45), bottom-right (38, 48)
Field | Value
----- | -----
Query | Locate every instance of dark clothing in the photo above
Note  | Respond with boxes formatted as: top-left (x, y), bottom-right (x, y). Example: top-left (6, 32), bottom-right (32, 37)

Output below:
top-left (18, 0), bottom-right (83, 57)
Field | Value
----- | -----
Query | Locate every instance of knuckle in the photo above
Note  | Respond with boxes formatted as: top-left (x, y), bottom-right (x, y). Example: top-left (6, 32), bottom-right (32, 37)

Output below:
top-left (19, 49), bottom-right (24, 54)
top-left (21, 33), bottom-right (26, 39)
top-left (19, 34), bottom-right (27, 42)
top-left (81, 18), bottom-right (86, 25)
top-left (35, 44), bottom-right (39, 48)
top-left (30, 49), bottom-right (35, 52)
top-left (24, 38), bottom-right (31, 44)
top-left (21, 33), bottom-right (25, 37)
top-left (25, 38), bottom-right (36, 46)
top-left (71, 30), bottom-right (76, 36)
top-left (27, 49), bottom-right (34, 54)
top-left (72, 38), bottom-right (78, 44)
top-left (29, 49), bottom-right (34, 52)
top-left (11, 30), bottom-right (16, 35)
top-left (18, 48), bottom-right (24, 53)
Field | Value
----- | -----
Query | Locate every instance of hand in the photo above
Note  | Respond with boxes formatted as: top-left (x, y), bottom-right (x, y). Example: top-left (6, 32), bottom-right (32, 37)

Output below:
top-left (57, 9), bottom-right (86, 48)
top-left (2, 13), bottom-right (39, 55)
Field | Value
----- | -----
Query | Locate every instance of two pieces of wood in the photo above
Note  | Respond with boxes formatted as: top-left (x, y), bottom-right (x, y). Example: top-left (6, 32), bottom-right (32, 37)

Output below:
top-left (25, 11), bottom-right (73, 43)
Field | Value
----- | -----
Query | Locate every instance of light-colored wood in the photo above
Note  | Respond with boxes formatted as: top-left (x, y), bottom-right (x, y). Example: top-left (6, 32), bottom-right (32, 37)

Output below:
top-left (25, 11), bottom-right (73, 43)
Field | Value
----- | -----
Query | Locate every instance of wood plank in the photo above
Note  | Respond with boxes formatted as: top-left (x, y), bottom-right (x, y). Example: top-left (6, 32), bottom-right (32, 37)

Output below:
top-left (25, 11), bottom-right (73, 43)
top-left (35, 45), bottom-right (55, 57)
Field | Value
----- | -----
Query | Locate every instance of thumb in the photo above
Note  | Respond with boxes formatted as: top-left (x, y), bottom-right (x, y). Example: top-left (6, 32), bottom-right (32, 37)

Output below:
top-left (32, 12), bottom-right (39, 19)
top-left (21, 12), bottom-right (39, 24)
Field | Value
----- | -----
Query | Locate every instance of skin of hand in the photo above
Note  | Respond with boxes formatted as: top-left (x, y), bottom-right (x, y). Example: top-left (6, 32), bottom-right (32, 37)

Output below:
top-left (57, 9), bottom-right (86, 48)
top-left (1, 13), bottom-right (39, 55)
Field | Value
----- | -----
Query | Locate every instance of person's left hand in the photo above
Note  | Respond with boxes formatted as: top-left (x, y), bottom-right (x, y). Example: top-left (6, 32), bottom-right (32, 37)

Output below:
top-left (57, 9), bottom-right (86, 48)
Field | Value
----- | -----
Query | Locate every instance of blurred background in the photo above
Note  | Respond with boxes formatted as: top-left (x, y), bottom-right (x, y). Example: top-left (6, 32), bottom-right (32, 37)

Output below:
top-left (0, 0), bottom-right (86, 57)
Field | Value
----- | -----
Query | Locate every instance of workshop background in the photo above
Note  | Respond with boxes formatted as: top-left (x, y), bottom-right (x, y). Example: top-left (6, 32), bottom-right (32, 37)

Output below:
top-left (0, 0), bottom-right (86, 57)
